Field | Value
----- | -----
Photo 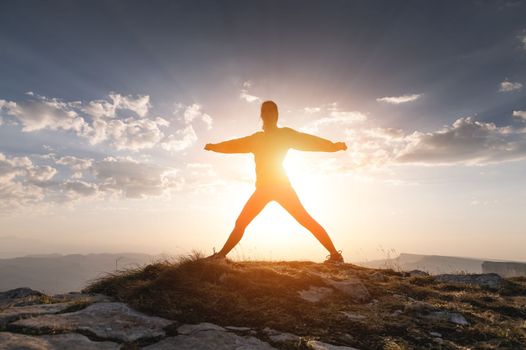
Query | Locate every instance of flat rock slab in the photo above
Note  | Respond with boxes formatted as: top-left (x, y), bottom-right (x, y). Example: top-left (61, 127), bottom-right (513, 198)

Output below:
top-left (263, 327), bottom-right (301, 343)
top-left (307, 340), bottom-right (360, 350)
top-left (0, 302), bottom-right (74, 328)
top-left (434, 273), bottom-right (503, 290)
top-left (323, 278), bottom-right (371, 303)
top-left (11, 302), bottom-right (172, 343)
top-left (225, 326), bottom-right (251, 332)
top-left (177, 322), bottom-right (226, 334)
top-left (0, 332), bottom-right (119, 350)
top-left (143, 330), bottom-right (278, 350)
top-left (340, 311), bottom-right (366, 321)
top-left (298, 287), bottom-right (333, 303)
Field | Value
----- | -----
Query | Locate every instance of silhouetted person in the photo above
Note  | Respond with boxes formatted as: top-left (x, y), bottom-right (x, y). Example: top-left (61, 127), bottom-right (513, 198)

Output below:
top-left (205, 100), bottom-right (347, 263)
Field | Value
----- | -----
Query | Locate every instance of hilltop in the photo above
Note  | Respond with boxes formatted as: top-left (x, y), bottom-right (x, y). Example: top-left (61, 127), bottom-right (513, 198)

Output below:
top-left (1, 256), bottom-right (525, 349)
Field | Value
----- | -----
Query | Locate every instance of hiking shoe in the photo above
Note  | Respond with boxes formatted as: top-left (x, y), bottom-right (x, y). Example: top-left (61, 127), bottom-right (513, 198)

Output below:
top-left (324, 250), bottom-right (344, 265)
top-left (204, 252), bottom-right (228, 263)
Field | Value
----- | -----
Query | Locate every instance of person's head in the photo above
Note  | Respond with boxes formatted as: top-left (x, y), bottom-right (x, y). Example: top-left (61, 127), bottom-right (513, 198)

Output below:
top-left (260, 100), bottom-right (278, 131)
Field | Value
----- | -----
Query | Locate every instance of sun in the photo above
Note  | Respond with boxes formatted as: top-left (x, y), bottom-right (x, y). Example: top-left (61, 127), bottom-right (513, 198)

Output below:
top-left (283, 151), bottom-right (318, 190)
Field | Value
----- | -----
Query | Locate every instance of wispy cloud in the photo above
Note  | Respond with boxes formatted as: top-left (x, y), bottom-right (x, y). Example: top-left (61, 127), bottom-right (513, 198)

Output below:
top-left (240, 81), bottom-right (261, 103)
top-left (304, 107), bottom-right (321, 114)
top-left (499, 80), bottom-right (522, 92)
top-left (518, 33), bottom-right (526, 50)
top-left (376, 94), bottom-right (422, 104)
top-left (301, 103), bottom-right (367, 132)
top-left (512, 110), bottom-right (526, 121)
top-left (182, 103), bottom-right (213, 130)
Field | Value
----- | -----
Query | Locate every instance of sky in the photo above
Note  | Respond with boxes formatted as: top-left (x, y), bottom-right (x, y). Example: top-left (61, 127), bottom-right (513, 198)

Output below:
top-left (1, 0), bottom-right (525, 262)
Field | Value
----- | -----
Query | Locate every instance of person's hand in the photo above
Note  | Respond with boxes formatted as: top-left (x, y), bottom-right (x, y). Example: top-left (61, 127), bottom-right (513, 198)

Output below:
top-left (204, 143), bottom-right (214, 151)
top-left (335, 142), bottom-right (347, 151)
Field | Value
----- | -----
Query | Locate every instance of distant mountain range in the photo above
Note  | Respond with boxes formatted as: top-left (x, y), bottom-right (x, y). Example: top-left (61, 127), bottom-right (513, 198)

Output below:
top-left (0, 253), bottom-right (156, 294)
top-left (358, 252), bottom-right (526, 275)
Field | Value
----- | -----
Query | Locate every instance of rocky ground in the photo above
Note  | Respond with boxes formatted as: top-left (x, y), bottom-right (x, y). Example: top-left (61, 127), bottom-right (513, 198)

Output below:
top-left (0, 256), bottom-right (525, 349)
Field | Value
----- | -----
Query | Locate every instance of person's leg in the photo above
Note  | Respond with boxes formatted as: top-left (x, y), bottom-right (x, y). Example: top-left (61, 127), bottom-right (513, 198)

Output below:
top-left (217, 189), bottom-right (270, 257)
top-left (276, 186), bottom-right (339, 255)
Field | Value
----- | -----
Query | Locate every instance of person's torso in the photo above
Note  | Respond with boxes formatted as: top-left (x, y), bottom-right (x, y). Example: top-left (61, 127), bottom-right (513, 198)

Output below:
top-left (251, 128), bottom-right (292, 187)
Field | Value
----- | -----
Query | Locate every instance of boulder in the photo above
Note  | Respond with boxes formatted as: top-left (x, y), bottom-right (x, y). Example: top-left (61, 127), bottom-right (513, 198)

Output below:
top-left (143, 330), bottom-right (278, 350)
top-left (10, 302), bottom-right (172, 342)
top-left (449, 313), bottom-right (469, 326)
top-left (434, 273), bottom-right (503, 290)
top-left (0, 288), bottom-right (43, 301)
top-left (0, 332), bottom-right (119, 350)
top-left (0, 288), bottom-right (44, 307)
top-left (426, 311), bottom-right (469, 325)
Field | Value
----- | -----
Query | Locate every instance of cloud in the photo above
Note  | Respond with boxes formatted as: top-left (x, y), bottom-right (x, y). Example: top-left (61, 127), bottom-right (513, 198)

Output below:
top-left (301, 103), bottom-right (367, 133)
top-left (341, 127), bottom-right (407, 170)
top-left (161, 125), bottom-right (198, 152)
top-left (182, 104), bottom-right (213, 130)
top-left (91, 157), bottom-right (179, 198)
top-left (82, 93), bottom-right (151, 118)
top-left (512, 110), bottom-right (526, 121)
top-left (83, 116), bottom-right (169, 151)
top-left (60, 180), bottom-right (99, 201)
top-left (499, 80), bottom-right (522, 92)
top-left (0, 96), bottom-right (87, 132)
top-left (518, 34), bottom-right (526, 50)
top-left (304, 107), bottom-right (321, 114)
top-left (396, 117), bottom-right (526, 165)
top-left (56, 156), bottom-right (93, 178)
top-left (240, 81), bottom-right (261, 103)
top-left (376, 94), bottom-right (422, 104)
top-left (0, 93), bottom-right (211, 152)
top-left (0, 152), bottom-right (183, 213)
top-left (337, 115), bottom-right (526, 171)
top-left (0, 153), bottom-right (55, 212)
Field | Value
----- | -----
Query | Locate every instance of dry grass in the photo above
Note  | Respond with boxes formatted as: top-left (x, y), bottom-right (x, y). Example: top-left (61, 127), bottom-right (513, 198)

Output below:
top-left (85, 254), bottom-right (526, 349)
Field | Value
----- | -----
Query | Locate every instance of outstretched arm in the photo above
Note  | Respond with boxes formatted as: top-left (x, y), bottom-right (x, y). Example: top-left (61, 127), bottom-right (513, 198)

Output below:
top-left (289, 129), bottom-right (347, 152)
top-left (204, 135), bottom-right (254, 153)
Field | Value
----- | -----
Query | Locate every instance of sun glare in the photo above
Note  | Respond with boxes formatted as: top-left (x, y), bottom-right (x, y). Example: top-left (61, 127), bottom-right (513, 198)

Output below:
top-left (227, 152), bottom-right (331, 257)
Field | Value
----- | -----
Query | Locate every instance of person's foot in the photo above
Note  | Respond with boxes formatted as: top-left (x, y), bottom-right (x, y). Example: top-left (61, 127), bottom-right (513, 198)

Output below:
top-left (204, 252), bottom-right (228, 263)
top-left (324, 250), bottom-right (344, 265)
